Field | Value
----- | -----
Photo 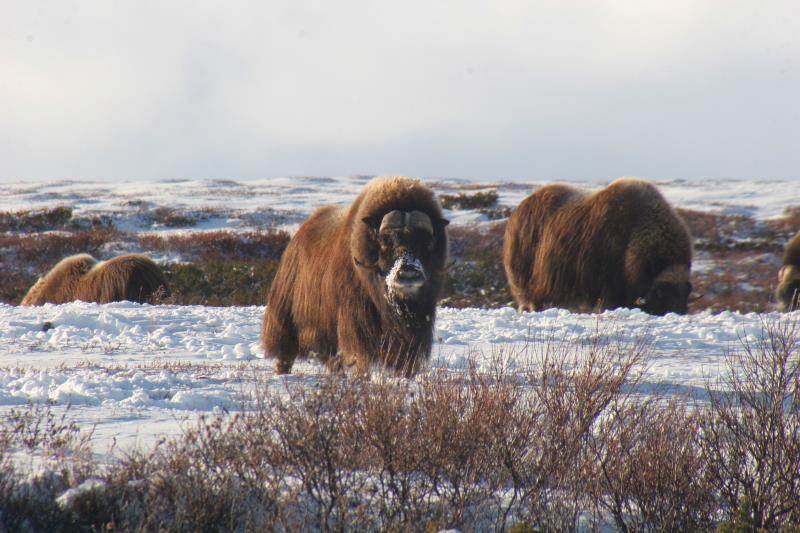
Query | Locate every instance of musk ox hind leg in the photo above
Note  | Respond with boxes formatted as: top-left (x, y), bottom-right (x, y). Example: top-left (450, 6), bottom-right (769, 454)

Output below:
top-left (261, 268), bottom-right (301, 374)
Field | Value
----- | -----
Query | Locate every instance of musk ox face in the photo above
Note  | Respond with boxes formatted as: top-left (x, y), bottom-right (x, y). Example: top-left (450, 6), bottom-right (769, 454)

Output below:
top-left (638, 280), bottom-right (692, 316)
top-left (359, 209), bottom-right (447, 308)
top-left (634, 265), bottom-right (692, 316)
top-left (777, 265), bottom-right (800, 311)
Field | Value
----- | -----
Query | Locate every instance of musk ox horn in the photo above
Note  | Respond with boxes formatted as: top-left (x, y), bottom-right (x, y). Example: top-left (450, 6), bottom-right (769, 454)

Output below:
top-left (653, 264), bottom-right (690, 284)
top-left (408, 210), bottom-right (434, 236)
top-left (379, 210), bottom-right (405, 233)
top-left (377, 210), bottom-right (435, 236)
top-left (778, 265), bottom-right (800, 284)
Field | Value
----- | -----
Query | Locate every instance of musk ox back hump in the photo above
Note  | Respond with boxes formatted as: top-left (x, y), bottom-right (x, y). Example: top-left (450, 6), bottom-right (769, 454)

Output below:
top-left (20, 254), bottom-right (98, 305)
top-left (77, 254), bottom-right (170, 304)
top-left (504, 178), bottom-right (692, 315)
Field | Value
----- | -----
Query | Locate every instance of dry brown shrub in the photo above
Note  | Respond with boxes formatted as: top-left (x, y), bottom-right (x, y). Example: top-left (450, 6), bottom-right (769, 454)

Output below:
top-left (138, 229), bottom-right (289, 262)
top-left (588, 397), bottom-right (715, 532)
top-left (766, 205), bottom-right (800, 236)
top-left (0, 206), bottom-right (73, 232)
top-left (443, 222), bottom-right (512, 308)
top-left (691, 250), bottom-right (779, 314)
top-left (700, 318), bottom-right (800, 530)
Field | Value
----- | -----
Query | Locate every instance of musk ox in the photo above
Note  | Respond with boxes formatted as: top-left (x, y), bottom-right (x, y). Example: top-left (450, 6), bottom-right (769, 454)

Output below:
top-left (262, 176), bottom-right (449, 376)
top-left (776, 231), bottom-right (800, 311)
top-left (503, 178), bottom-right (693, 315)
top-left (21, 253), bottom-right (170, 305)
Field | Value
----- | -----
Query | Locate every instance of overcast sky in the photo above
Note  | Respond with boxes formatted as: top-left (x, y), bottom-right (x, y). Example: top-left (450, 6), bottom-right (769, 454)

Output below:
top-left (1, 1), bottom-right (798, 183)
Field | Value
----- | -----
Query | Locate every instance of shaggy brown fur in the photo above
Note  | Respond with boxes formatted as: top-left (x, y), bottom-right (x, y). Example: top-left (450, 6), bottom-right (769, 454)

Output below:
top-left (262, 176), bottom-right (449, 376)
top-left (21, 253), bottom-right (170, 305)
top-left (776, 231), bottom-right (800, 311)
top-left (503, 178), bottom-right (693, 315)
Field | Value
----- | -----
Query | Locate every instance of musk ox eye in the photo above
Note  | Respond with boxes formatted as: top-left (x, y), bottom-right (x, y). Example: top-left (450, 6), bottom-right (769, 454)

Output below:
top-left (379, 233), bottom-right (393, 248)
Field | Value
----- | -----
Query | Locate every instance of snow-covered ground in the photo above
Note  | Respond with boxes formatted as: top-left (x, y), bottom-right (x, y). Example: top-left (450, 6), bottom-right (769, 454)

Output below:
top-left (2, 175), bottom-right (799, 461)
top-left (0, 300), bottom-right (790, 460)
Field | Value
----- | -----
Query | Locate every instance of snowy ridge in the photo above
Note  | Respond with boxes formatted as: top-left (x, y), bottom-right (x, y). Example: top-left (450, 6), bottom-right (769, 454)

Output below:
top-left (2, 176), bottom-right (798, 235)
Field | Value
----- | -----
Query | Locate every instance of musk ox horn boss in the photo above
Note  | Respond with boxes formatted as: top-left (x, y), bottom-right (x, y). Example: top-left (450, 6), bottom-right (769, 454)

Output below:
top-left (21, 253), bottom-right (170, 305)
top-left (261, 176), bottom-right (449, 377)
top-left (503, 177), bottom-right (693, 315)
top-left (776, 231), bottom-right (800, 311)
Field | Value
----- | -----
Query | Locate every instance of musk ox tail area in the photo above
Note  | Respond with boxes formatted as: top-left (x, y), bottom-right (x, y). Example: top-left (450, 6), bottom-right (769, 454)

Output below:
top-left (503, 177), bottom-right (693, 315)
top-left (262, 176), bottom-right (448, 377)
top-left (77, 254), bottom-right (170, 304)
top-left (20, 254), bottom-right (98, 305)
top-left (503, 184), bottom-right (584, 311)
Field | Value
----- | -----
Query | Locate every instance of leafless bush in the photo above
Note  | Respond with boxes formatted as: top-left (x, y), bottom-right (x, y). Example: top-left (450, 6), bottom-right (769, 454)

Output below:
top-left (0, 403), bottom-right (96, 532)
top-left (700, 317), bottom-right (800, 530)
top-left (588, 397), bottom-right (716, 532)
top-left (10, 324), bottom-right (800, 530)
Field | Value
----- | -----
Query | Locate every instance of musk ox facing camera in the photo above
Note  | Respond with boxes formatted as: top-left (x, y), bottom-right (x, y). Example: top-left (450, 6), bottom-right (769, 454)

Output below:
top-left (261, 176), bottom-right (449, 377)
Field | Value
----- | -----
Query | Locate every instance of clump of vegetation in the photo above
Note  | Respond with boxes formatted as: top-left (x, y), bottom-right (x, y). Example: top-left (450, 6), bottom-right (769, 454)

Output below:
top-left (139, 229), bottom-right (289, 262)
top-left (163, 259), bottom-right (280, 305)
top-left (700, 318), bottom-right (800, 530)
top-left (442, 222), bottom-right (512, 308)
top-left (0, 206), bottom-right (73, 232)
top-left (440, 189), bottom-right (499, 210)
top-left (677, 208), bottom-right (787, 252)
top-left (440, 189), bottom-right (512, 221)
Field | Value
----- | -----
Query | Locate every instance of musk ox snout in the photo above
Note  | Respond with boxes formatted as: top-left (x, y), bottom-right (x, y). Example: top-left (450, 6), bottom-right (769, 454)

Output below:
top-left (386, 253), bottom-right (427, 299)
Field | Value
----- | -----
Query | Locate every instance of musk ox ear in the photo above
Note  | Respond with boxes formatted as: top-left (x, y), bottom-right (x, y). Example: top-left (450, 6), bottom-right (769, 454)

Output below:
top-left (354, 257), bottom-right (380, 272)
top-left (362, 215), bottom-right (382, 230)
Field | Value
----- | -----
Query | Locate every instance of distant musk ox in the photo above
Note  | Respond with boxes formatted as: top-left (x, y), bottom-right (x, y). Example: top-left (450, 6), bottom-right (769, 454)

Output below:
top-left (503, 178), bottom-right (693, 315)
top-left (776, 231), bottom-right (800, 311)
top-left (21, 253), bottom-right (170, 305)
top-left (262, 176), bottom-right (449, 376)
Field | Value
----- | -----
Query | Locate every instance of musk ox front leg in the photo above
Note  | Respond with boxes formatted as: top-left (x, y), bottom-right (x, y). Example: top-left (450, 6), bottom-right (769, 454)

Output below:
top-left (334, 299), bottom-right (382, 375)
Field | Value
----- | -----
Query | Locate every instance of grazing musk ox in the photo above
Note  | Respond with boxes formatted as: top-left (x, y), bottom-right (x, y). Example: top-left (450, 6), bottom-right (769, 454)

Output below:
top-left (503, 178), bottom-right (693, 315)
top-left (21, 253), bottom-right (170, 305)
top-left (262, 176), bottom-right (449, 376)
top-left (776, 231), bottom-right (800, 311)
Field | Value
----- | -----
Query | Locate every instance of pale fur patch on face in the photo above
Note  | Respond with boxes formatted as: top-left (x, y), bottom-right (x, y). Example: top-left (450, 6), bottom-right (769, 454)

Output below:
top-left (385, 254), bottom-right (426, 304)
